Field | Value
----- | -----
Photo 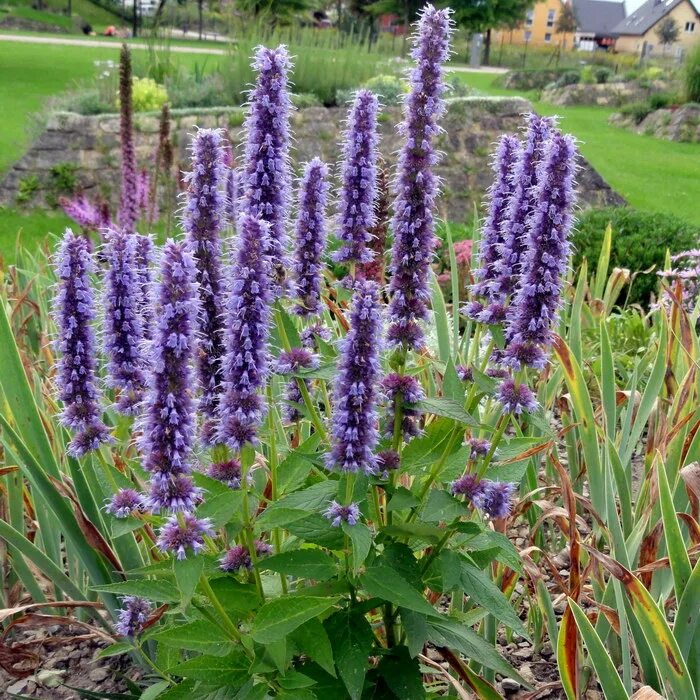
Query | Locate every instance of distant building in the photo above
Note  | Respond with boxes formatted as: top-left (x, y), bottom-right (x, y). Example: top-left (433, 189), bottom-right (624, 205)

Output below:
top-left (613, 0), bottom-right (700, 56)
top-left (377, 13), bottom-right (407, 35)
top-left (492, 0), bottom-right (575, 47)
top-left (574, 0), bottom-right (626, 50)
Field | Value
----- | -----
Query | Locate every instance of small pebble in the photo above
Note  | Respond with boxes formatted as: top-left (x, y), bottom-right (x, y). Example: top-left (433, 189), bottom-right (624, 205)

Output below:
top-left (501, 677), bottom-right (521, 693)
top-left (89, 667), bottom-right (110, 682)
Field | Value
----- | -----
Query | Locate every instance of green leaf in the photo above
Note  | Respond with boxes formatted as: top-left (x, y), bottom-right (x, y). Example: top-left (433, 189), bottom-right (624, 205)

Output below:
top-left (460, 561), bottom-right (527, 637)
top-left (400, 609), bottom-right (429, 659)
top-left (430, 270), bottom-right (452, 364)
top-left (325, 610), bottom-right (374, 700)
top-left (674, 555), bottom-right (700, 661)
top-left (421, 489), bottom-right (469, 523)
top-left (290, 618), bottom-right (336, 676)
top-left (258, 481), bottom-right (338, 528)
top-left (286, 514), bottom-right (346, 549)
top-left (360, 565), bottom-right (437, 617)
top-left (386, 487), bottom-right (420, 512)
top-left (377, 647), bottom-right (425, 699)
top-left (464, 530), bottom-right (522, 573)
top-left (251, 596), bottom-right (340, 644)
top-left (150, 621), bottom-right (232, 655)
top-left (92, 580), bottom-right (181, 602)
top-left (208, 578), bottom-right (261, 614)
top-left (417, 397), bottom-right (478, 427)
top-left (380, 543), bottom-right (423, 590)
top-left (174, 556), bottom-right (204, 608)
top-left (343, 522), bottom-right (372, 573)
top-left (97, 642), bottom-right (134, 658)
top-left (139, 680), bottom-right (170, 700)
top-left (380, 522), bottom-right (443, 545)
top-left (400, 419), bottom-right (457, 474)
top-left (198, 490), bottom-right (245, 529)
top-left (168, 651), bottom-right (249, 686)
top-left (260, 550), bottom-right (338, 582)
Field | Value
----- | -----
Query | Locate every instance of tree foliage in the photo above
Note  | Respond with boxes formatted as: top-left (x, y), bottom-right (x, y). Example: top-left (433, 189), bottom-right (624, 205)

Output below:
top-left (448, 0), bottom-right (535, 34)
top-left (556, 1), bottom-right (577, 34)
top-left (655, 17), bottom-right (680, 48)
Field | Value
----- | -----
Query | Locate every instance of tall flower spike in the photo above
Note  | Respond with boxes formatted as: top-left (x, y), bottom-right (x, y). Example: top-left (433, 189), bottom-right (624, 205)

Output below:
top-left (332, 90), bottom-right (379, 267)
top-left (241, 45), bottom-right (293, 293)
top-left (294, 158), bottom-right (330, 316)
top-left (218, 214), bottom-right (273, 451)
top-left (503, 132), bottom-right (578, 369)
top-left (381, 373), bottom-right (425, 441)
top-left (358, 165), bottom-right (391, 284)
top-left (59, 195), bottom-right (103, 233)
top-left (226, 166), bottom-right (239, 232)
top-left (469, 134), bottom-right (521, 318)
top-left (327, 281), bottom-right (383, 474)
top-left (53, 230), bottom-right (111, 457)
top-left (491, 114), bottom-right (553, 304)
top-left (117, 44), bottom-right (138, 234)
top-left (183, 128), bottom-right (228, 445)
top-left (387, 5), bottom-right (452, 350)
top-left (139, 240), bottom-right (198, 487)
top-left (134, 234), bottom-right (155, 340)
top-left (103, 230), bottom-right (147, 414)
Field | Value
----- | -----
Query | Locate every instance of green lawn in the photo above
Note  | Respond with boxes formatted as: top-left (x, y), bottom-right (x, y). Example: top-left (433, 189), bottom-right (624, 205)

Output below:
top-left (451, 71), bottom-right (700, 226)
top-left (2, 0), bottom-right (121, 31)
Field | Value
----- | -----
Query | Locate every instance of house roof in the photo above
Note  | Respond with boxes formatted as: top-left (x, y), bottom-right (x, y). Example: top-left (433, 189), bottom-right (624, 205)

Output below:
top-left (573, 0), bottom-right (626, 35)
top-left (613, 0), bottom-right (699, 36)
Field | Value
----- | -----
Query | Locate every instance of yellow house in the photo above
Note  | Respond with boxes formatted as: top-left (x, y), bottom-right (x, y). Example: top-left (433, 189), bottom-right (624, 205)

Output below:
top-left (614, 0), bottom-right (700, 56)
top-left (492, 0), bottom-right (575, 47)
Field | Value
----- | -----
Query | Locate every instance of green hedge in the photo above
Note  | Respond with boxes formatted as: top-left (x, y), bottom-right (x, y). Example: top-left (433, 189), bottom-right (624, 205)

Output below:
top-left (572, 207), bottom-right (700, 306)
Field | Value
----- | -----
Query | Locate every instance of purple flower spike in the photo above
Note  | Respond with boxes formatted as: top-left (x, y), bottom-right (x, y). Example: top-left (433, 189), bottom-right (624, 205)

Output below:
top-left (207, 459), bottom-right (246, 489)
top-left (277, 348), bottom-right (319, 423)
top-left (183, 128), bottom-right (228, 445)
top-left (471, 134), bottom-right (521, 303)
top-left (327, 281), bottom-right (382, 474)
top-left (218, 215), bottom-right (273, 451)
top-left (157, 513), bottom-right (213, 560)
top-left (333, 90), bottom-right (379, 267)
top-left (381, 373), bottom-right (425, 441)
top-left (146, 474), bottom-right (203, 512)
top-left (323, 500), bottom-right (361, 527)
top-left (294, 158), bottom-right (330, 316)
top-left (115, 596), bottom-right (152, 637)
top-left (241, 45), bottom-right (293, 293)
top-left (503, 132), bottom-right (578, 370)
top-left (496, 379), bottom-right (538, 415)
top-left (451, 474), bottom-right (486, 502)
top-left (492, 115), bottom-right (554, 303)
top-left (117, 44), bottom-right (138, 234)
top-left (301, 323), bottom-right (332, 350)
top-left (139, 241), bottom-right (198, 482)
top-left (53, 230), bottom-right (111, 457)
top-left (134, 234), bottom-right (155, 340)
top-left (137, 169), bottom-right (150, 213)
top-left (219, 540), bottom-right (272, 572)
top-left (387, 5), bottom-right (452, 350)
top-left (378, 449), bottom-right (401, 479)
top-left (468, 438), bottom-right (491, 459)
top-left (59, 195), bottom-right (103, 232)
top-left (103, 230), bottom-right (147, 414)
top-left (480, 481), bottom-right (516, 519)
top-left (456, 365), bottom-right (473, 382)
top-left (106, 488), bottom-right (144, 518)
top-left (226, 166), bottom-right (239, 231)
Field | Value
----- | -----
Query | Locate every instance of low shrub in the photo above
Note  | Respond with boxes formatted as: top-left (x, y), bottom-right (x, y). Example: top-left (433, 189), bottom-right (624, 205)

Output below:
top-left (131, 77), bottom-right (168, 113)
top-left (572, 207), bottom-right (700, 305)
top-left (618, 101), bottom-right (653, 124)
top-left (685, 43), bottom-right (700, 103)
top-left (362, 74), bottom-right (408, 105)
top-left (649, 91), bottom-right (675, 109)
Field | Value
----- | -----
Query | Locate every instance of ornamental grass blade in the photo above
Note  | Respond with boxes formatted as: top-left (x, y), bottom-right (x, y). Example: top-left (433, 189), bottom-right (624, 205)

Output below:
top-left (568, 600), bottom-right (627, 700)
top-left (593, 223), bottom-right (612, 301)
top-left (430, 270), bottom-right (452, 364)
top-left (557, 605), bottom-right (579, 700)
top-left (584, 545), bottom-right (696, 700)
top-left (673, 555), bottom-right (700, 671)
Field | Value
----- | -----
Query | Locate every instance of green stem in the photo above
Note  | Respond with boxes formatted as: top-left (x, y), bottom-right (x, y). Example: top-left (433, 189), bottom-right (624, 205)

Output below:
top-left (267, 385), bottom-right (287, 594)
top-left (240, 450), bottom-right (266, 602)
top-left (476, 415), bottom-right (509, 480)
top-left (195, 581), bottom-right (248, 650)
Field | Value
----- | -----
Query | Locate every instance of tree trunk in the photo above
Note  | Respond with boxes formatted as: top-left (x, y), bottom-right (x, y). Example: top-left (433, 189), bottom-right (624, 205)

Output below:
top-left (483, 28), bottom-right (492, 66)
top-left (198, 0), bottom-right (203, 40)
top-left (153, 0), bottom-right (168, 25)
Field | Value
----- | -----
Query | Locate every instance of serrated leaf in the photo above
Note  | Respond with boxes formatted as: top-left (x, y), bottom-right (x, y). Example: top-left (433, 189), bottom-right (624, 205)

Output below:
top-left (290, 618), bottom-right (336, 676)
top-left (97, 642), bottom-right (134, 658)
top-left (400, 608), bottom-right (429, 659)
top-left (286, 514), bottom-right (346, 549)
top-left (325, 610), bottom-right (374, 700)
top-left (261, 550), bottom-right (337, 582)
top-left (173, 555), bottom-right (204, 608)
top-left (91, 580), bottom-right (181, 602)
top-left (380, 522), bottom-right (443, 545)
top-left (139, 680), bottom-right (170, 700)
top-left (258, 482), bottom-right (338, 528)
top-left (343, 522), bottom-right (371, 573)
top-left (167, 651), bottom-right (248, 686)
top-left (150, 621), bottom-right (232, 655)
top-left (207, 578), bottom-right (261, 613)
top-left (377, 646), bottom-right (425, 699)
top-left (197, 490), bottom-right (245, 529)
top-left (360, 565), bottom-right (437, 617)
top-left (422, 489), bottom-right (469, 523)
top-left (418, 397), bottom-right (478, 426)
top-left (386, 487), bottom-right (420, 511)
top-left (252, 596), bottom-right (340, 644)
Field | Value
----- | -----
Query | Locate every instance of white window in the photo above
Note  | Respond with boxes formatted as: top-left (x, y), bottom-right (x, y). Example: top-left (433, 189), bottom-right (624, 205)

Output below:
top-left (685, 21), bottom-right (696, 32)
top-left (547, 9), bottom-right (556, 27)
top-left (524, 29), bottom-right (533, 41)
top-left (525, 10), bottom-right (534, 25)
top-left (544, 32), bottom-right (553, 42)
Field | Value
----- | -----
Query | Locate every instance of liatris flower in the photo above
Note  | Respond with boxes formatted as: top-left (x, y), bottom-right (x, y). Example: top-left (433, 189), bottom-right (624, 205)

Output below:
top-left (301, 322), bottom-right (332, 350)
top-left (386, 5), bottom-right (452, 350)
top-left (381, 373), bottom-right (425, 441)
top-left (207, 459), bottom-right (244, 489)
top-left (327, 281), bottom-right (383, 474)
top-left (503, 132), bottom-right (578, 370)
top-left (456, 365), bottom-right (473, 382)
top-left (115, 596), bottom-right (152, 637)
top-left (53, 230), bottom-right (111, 457)
top-left (59, 195), bottom-right (103, 232)
top-left (470, 135), bottom-right (521, 315)
top-left (103, 230), bottom-right (147, 414)
top-left (117, 44), bottom-right (138, 234)
top-left (358, 165), bottom-right (390, 284)
top-left (496, 378), bottom-right (538, 415)
top-left (105, 488), bottom-right (143, 518)
top-left (491, 115), bottom-right (554, 303)
top-left (134, 234), bottom-right (154, 340)
top-left (378, 449), bottom-right (401, 479)
top-left (146, 474), bottom-right (202, 512)
top-left (293, 158), bottom-right (330, 316)
top-left (219, 541), bottom-right (272, 572)
top-left (332, 90), bottom-right (379, 267)
top-left (137, 169), bottom-right (150, 213)
top-left (468, 438), bottom-right (491, 459)
top-left (183, 128), bottom-right (228, 444)
top-left (479, 481), bottom-right (516, 519)
top-left (241, 45), bottom-right (293, 292)
top-left (218, 215), bottom-right (272, 450)
top-left (157, 513), bottom-right (213, 560)
top-left (323, 500), bottom-right (361, 527)
top-left (277, 348), bottom-right (319, 422)
top-left (139, 241), bottom-right (198, 484)
top-left (226, 166), bottom-right (239, 231)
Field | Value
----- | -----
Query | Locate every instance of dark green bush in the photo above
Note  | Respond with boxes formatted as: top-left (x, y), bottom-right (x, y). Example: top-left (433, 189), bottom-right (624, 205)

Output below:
top-left (618, 101), bottom-right (653, 124)
top-left (572, 207), bottom-right (700, 305)
top-left (594, 66), bottom-right (614, 84)
top-left (649, 91), bottom-right (674, 109)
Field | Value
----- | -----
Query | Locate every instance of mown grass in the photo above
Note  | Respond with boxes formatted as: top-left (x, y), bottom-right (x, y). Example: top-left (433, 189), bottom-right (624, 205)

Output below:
top-left (1, 0), bottom-right (120, 30)
top-left (450, 71), bottom-right (700, 226)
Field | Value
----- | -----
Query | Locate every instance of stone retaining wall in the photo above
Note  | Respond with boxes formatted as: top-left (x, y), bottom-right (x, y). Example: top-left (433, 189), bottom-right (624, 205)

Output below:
top-left (0, 97), bottom-right (624, 221)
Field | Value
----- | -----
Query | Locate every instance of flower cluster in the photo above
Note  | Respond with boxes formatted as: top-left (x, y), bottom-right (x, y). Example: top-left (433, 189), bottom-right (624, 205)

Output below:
top-left (117, 44), bottom-right (138, 234)
top-left (105, 488), bottom-right (144, 518)
top-left (156, 513), bottom-right (214, 560)
top-left (115, 596), bottom-right (152, 637)
top-left (59, 195), bottom-right (112, 232)
top-left (220, 541), bottom-right (272, 572)
top-left (323, 501), bottom-right (361, 527)
top-left (276, 348), bottom-right (319, 423)
top-left (381, 373), bottom-right (425, 441)
top-left (452, 474), bottom-right (516, 519)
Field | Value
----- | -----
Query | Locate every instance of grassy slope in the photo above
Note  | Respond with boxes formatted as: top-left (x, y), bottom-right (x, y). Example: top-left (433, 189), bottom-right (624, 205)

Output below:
top-left (2, 0), bottom-right (120, 30)
top-left (452, 71), bottom-right (700, 226)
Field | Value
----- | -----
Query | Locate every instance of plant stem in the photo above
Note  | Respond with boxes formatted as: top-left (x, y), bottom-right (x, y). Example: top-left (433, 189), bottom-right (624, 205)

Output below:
top-left (267, 384), bottom-right (287, 594)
